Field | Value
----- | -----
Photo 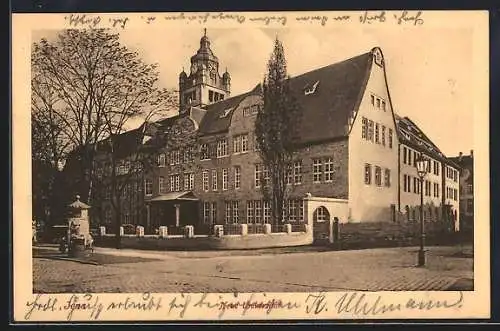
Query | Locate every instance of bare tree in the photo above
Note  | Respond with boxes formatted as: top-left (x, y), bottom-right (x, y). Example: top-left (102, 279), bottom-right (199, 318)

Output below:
top-left (255, 38), bottom-right (302, 227)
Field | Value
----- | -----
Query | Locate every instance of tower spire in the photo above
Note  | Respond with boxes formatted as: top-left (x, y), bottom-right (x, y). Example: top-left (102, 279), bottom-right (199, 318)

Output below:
top-left (204, 28), bottom-right (207, 37)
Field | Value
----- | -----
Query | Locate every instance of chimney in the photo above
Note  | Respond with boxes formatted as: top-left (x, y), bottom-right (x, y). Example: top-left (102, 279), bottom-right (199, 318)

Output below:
top-left (458, 152), bottom-right (463, 162)
top-left (470, 149), bottom-right (473, 157)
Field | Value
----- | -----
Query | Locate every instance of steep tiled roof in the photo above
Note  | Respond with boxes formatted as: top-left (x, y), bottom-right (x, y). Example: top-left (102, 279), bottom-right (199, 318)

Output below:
top-left (198, 89), bottom-right (258, 135)
top-left (288, 52), bottom-right (372, 144)
top-left (395, 114), bottom-right (460, 168)
top-left (197, 52), bottom-right (373, 142)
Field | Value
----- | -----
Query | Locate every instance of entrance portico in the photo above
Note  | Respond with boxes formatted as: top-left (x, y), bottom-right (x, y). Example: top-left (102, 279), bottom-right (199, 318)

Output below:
top-left (146, 191), bottom-right (200, 231)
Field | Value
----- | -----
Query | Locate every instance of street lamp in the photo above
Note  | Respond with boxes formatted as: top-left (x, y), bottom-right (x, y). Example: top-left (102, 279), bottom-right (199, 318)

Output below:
top-left (415, 154), bottom-right (430, 267)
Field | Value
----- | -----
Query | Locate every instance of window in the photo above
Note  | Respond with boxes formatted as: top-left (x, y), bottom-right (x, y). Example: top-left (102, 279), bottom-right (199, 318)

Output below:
top-left (247, 201), bottom-right (255, 223)
top-left (217, 139), bottom-right (228, 158)
top-left (222, 168), bottom-right (228, 190)
top-left (202, 171), bottom-right (209, 192)
top-left (200, 143), bottom-right (210, 160)
top-left (286, 164), bottom-right (293, 185)
top-left (233, 135), bottom-right (241, 153)
top-left (241, 135), bottom-right (248, 152)
top-left (403, 175), bottom-right (407, 192)
top-left (263, 166), bottom-right (270, 187)
top-left (298, 200), bottom-right (304, 222)
top-left (375, 166), bottom-right (382, 186)
top-left (254, 136), bottom-right (260, 151)
top-left (234, 166), bottom-right (241, 189)
top-left (204, 202), bottom-right (211, 223)
top-left (453, 188), bottom-right (458, 201)
top-left (370, 95), bottom-right (375, 106)
top-left (232, 201), bottom-right (239, 224)
top-left (375, 123), bottom-right (380, 144)
top-left (211, 202), bottom-right (217, 224)
top-left (144, 179), bottom-right (153, 196)
top-left (364, 164), bottom-right (372, 185)
top-left (294, 161), bottom-right (302, 184)
top-left (243, 105), bottom-right (260, 117)
top-left (170, 174), bottom-right (180, 192)
top-left (209, 90), bottom-right (214, 103)
top-left (384, 169), bottom-right (391, 187)
top-left (159, 176), bottom-right (166, 194)
top-left (324, 158), bottom-right (334, 182)
top-left (413, 177), bottom-right (418, 194)
top-left (225, 201), bottom-right (231, 224)
top-left (255, 200), bottom-right (262, 224)
top-left (408, 149), bottom-right (413, 167)
top-left (376, 98), bottom-right (381, 109)
top-left (361, 117), bottom-right (368, 140)
top-left (211, 169), bottom-right (218, 191)
top-left (288, 200), bottom-right (299, 222)
top-left (183, 173), bottom-right (194, 191)
top-left (368, 120), bottom-right (374, 142)
top-left (381, 126), bottom-right (386, 146)
top-left (313, 206), bottom-right (330, 222)
top-left (467, 183), bottom-right (473, 194)
top-left (381, 100), bottom-right (386, 111)
top-left (255, 164), bottom-right (262, 188)
top-left (263, 201), bottom-right (271, 224)
top-left (403, 147), bottom-right (407, 164)
top-left (170, 150), bottom-right (181, 165)
top-left (313, 159), bottom-right (322, 183)
top-left (388, 129), bottom-right (393, 148)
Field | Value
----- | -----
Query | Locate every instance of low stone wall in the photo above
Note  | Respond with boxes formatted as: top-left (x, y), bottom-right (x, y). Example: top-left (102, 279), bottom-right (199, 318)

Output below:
top-left (94, 224), bottom-right (312, 250)
top-left (336, 220), bottom-right (461, 250)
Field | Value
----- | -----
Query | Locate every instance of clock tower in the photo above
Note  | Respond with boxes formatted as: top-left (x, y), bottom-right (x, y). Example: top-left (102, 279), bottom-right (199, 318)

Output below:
top-left (179, 29), bottom-right (231, 113)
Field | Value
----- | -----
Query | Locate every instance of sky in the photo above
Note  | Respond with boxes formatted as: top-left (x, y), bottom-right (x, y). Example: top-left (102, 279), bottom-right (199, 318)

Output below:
top-left (32, 26), bottom-right (474, 157)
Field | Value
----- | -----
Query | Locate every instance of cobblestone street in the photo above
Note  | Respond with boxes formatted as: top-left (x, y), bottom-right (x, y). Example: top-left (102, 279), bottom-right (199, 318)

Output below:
top-left (33, 245), bottom-right (473, 293)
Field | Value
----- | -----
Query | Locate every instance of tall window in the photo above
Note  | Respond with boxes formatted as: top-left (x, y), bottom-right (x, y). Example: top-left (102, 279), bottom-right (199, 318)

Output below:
top-left (294, 161), bottom-right (302, 184)
top-left (408, 149), bottom-right (413, 166)
top-left (144, 178), bottom-right (153, 196)
top-left (263, 166), bottom-right (270, 187)
top-left (232, 201), bottom-right (239, 224)
top-left (217, 139), bottom-right (228, 158)
top-left (384, 169), bottom-right (391, 187)
top-left (403, 147), bottom-right (408, 164)
top-left (255, 164), bottom-right (262, 188)
top-left (159, 176), bottom-right (166, 194)
top-left (158, 153), bottom-right (166, 167)
top-left (222, 168), bottom-right (228, 190)
top-left (286, 164), bottom-right (293, 185)
top-left (234, 166), bottom-right (241, 189)
top-left (413, 177), bottom-right (418, 194)
top-left (170, 174), bottom-right (180, 192)
top-left (313, 206), bottom-right (330, 222)
top-left (313, 159), bottom-right (322, 183)
top-left (288, 200), bottom-right (298, 222)
top-left (202, 171), bottom-right (209, 192)
top-left (241, 135), bottom-right (248, 152)
top-left (247, 201), bottom-right (255, 223)
top-left (388, 128), bottom-right (393, 148)
top-left (211, 169), bottom-right (218, 191)
top-left (364, 164), bottom-right (372, 185)
top-left (375, 123), bottom-right (380, 144)
top-left (255, 200), bottom-right (262, 223)
top-left (368, 120), bottom-right (374, 142)
top-left (225, 201), bottom-right (231, 224)
top-left (361, 117), bottom-right (368, 139)
top-left (324, 158), bottom-right (334, 182)
top-left (381, 126), bottom-right (386, 146)
top-left (375, 166), bottom-right (382, 186)
top-left (263, 201), bottom-right (271, 224)
top-left (211, 202), bottom-right (217, 224)
top-left (403, 174), bottom-right (407, 192)
top-left (200, 143), bottom-right (210, 160)
top-left (203, 202), bottom-right (211, 223)
top-left (381, 100), bottom-right (386, 111)
top-left (233, 135), bottom-right (241, 153)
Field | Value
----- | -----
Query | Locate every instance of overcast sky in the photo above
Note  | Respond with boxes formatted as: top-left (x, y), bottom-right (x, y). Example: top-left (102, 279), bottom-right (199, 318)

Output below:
top-left (33, 27), bottom-right (474, 157)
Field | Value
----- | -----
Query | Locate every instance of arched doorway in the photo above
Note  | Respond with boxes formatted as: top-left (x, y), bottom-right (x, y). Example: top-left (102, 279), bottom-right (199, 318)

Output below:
top-left (312, 206), bottom-right (331, 243)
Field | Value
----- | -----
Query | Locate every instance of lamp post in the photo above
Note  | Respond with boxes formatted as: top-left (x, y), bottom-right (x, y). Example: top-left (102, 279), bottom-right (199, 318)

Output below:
top-left (415, 154), bottom-right (430, 267)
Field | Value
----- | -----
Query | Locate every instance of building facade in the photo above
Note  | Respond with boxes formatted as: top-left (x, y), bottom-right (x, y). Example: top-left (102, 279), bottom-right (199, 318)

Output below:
top-left (450, 151), bottom-right (474, 232)
top-left (88, 31), bottom-right (461, 232)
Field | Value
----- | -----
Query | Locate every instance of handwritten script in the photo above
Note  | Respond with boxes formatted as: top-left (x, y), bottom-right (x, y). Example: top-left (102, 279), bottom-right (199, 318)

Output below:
top-left (24, 291), bottom-right (464, 320)
top-left (63, 11), bottom-right (425, 29)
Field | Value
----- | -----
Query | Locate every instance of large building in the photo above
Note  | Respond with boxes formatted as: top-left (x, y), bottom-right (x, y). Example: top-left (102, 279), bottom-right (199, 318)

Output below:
top-left (450, 151), bottom-right (474, 232)
top-left (89, 31), bottom-right (461, 233)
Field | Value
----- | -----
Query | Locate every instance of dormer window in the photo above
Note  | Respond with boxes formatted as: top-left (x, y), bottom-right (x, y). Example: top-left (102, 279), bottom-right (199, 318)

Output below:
top-left (304, 81), bottom-right (320, 95)
top-left (219, 108), bottom-right (232, 118)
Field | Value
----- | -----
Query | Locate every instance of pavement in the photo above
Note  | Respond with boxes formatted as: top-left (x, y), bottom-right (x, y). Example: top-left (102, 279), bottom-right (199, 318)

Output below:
top-left (32, 244), bottom-right (473, 293)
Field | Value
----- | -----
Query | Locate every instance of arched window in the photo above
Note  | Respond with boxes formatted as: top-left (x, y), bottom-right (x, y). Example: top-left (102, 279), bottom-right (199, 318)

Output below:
top-left (313, 206), bottom-right (330, 222)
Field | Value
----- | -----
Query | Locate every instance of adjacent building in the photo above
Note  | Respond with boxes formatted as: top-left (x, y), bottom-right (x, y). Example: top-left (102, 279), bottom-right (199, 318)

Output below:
top-left (450, 151), bottom-right (474, 232)
top-left (83, 31), bottom-right (461, 233)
